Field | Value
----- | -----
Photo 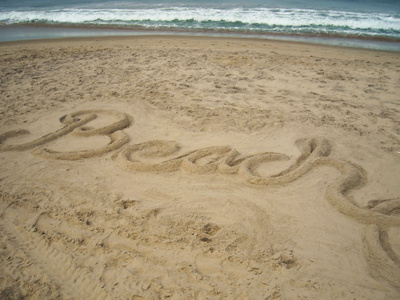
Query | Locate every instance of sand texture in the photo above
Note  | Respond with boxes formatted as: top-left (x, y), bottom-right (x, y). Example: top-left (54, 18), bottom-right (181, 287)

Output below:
top-left (0, 36), bottom-right (400, 299)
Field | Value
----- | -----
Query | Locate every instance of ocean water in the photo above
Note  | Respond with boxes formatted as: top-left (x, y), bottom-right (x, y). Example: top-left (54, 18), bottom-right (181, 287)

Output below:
top-left (1, 0), bottom-right (400, 50)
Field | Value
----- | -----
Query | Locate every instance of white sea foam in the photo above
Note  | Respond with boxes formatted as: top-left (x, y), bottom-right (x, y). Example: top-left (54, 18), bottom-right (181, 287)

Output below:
top-left (1, 7), bottom-right (399, 37)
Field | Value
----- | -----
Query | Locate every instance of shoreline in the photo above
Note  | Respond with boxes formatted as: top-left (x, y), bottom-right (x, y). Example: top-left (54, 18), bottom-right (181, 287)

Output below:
top-left (1, 23), bottom-right (400, 52)
top-left (8, 22), bottom-right (400, 43)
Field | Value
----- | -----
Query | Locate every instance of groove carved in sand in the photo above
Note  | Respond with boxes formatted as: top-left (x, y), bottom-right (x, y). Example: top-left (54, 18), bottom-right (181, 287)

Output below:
top-left (0, 109), bottom-right (399, 288)
top-left (114, 136), bottom-right (400, 288)
top-left (363, 199), bottom-right (400, 288)
top-left (0, 109), bottom-right (132, 160)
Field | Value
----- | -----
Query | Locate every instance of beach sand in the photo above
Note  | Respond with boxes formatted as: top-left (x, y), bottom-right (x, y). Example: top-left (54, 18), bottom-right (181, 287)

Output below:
top-left (0, 36), bottom-right (399, 299)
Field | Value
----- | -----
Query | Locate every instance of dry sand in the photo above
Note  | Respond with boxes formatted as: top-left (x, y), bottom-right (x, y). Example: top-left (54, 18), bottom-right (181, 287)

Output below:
top-left (0, 36), bottom-right (399, 299)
